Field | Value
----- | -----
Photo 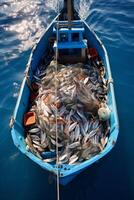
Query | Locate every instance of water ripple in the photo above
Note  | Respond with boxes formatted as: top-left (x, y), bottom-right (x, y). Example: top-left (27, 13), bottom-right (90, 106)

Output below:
top-left (0, 0), bottom-right (60, 61)
top-left (87, 0), bottom-right (134, 50)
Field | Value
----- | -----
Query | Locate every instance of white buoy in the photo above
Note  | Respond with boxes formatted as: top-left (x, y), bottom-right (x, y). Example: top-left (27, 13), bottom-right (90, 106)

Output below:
top-left (98, 104), bottom-right (111, 121)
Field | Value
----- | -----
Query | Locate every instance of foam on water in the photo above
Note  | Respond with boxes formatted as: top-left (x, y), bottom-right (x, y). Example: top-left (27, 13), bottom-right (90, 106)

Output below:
top-left (75, 0), bottom-right (93, 19)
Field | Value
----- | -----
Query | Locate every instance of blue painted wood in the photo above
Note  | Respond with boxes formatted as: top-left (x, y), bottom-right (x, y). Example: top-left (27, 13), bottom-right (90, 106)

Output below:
top-left (53, 20), bottom-right (87, 50)
top-left (53, 40), bottom-right (87, 49)
top-left (11, 11), bottom-right (119, 185)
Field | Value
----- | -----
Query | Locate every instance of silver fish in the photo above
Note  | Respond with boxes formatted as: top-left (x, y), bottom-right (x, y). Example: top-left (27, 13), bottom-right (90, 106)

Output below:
top-left (25, 136), bottom-right (32, 147)
top-left (77, 110), bottom-right (87, 122)
top-left (68, 85), bottom-right (75, 90)
top-left (82, 129), bottom-right (97, 144)
top-left (43, 108), bottom-right (49, 117)
top-left (83, 121), bottom-right (89, 134)
top-left (59, 151), bottom-right (71, 162)
top-left (58, 157), bottom-right (69, 164)
top-left (80, 123), bottom-right (86, 136)
top-left (88, 120), bottom-right (93, 131)
top-left (68, 141), bottom-right (80, 149)
top-left (42, 103), bottom-right (52, 114)
top-left (83, 77), bottom-right (89, 85)
top-left (41, 132), bottom-right (46, 144)
top-left (71, 86), bottom-right (76, 99)
top-left (43, 157), bottom-right (56, 163)
top-left (69, 109), bottom-right (75, 118)
top-left (88, 129), bottom-right (98, 138)
top-left (50, 104), bottom-right (57, 115)
top-left (74, 124), bottom-right (80, 141)
top-left (92, 120), bottom-right (99, 130)
top-left (70, 131), bottom-right (75, 142)
top-left (101, 137), bottom-right (108, 148)
top-left (28, 128), bottom-right (40, 134)
top-left (30, 135), bottom-right (40, 141)
top-left (50, 138), bottom-right (63, 147)
top-left (33, 75), bottom-right (41, 81)
top-left (69, 154), bottom-right (79, 164)
top-left (38, 117), bottom-right (49, 130)
top-left (59, 106), bottom-right (66, 116)
top-left (40, 139), bottom-right (48, 148)
top-left (68, 122), bottom-right (77, 132)
top-left (33, 140), bottom-right (40, 145)
top-left (33, 144), bottom-right (44, 152)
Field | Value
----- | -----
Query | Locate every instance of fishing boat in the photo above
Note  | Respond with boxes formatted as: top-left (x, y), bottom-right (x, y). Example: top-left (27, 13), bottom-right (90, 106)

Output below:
top-left (10, 0), bottom-right (119, 185)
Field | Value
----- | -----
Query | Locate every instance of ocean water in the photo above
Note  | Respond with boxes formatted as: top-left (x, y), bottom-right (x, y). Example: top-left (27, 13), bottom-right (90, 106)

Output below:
top-left (0, 0), bottom-right (134, 200)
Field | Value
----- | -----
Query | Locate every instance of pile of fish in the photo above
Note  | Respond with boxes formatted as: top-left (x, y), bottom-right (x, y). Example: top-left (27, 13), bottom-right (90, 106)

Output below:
top-left (25, 60), bottom-right (110, 165)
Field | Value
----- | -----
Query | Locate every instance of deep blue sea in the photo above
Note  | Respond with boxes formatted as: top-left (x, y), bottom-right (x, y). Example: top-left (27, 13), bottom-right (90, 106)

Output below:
top-left (0, 0), bottom-right (134, 199)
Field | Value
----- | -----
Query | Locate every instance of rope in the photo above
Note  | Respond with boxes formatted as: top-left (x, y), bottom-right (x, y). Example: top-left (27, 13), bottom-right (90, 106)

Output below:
top-left (55, 0), bottom-right (60, 200)
top-left (25, 66), bottom-right (35, 92)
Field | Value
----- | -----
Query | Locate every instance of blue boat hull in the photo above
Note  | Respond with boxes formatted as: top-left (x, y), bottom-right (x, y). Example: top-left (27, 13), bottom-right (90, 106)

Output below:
top-left (10, 10), bottom-right (119, 185)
